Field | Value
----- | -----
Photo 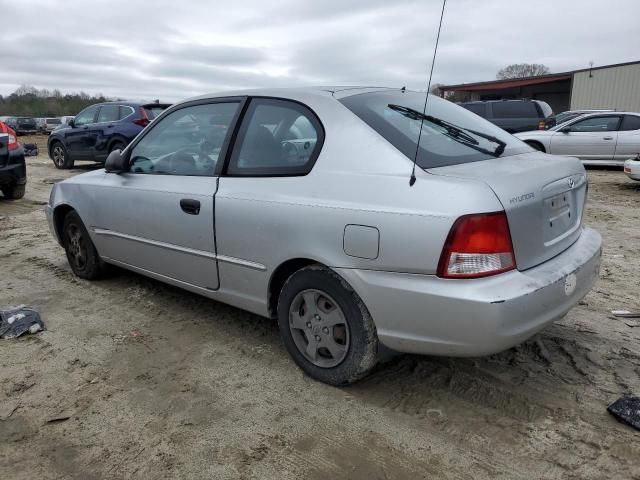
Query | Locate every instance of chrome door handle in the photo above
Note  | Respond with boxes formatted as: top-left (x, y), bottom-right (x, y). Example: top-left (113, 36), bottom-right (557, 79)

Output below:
top-left (603, 136), bottom-right (613, 140)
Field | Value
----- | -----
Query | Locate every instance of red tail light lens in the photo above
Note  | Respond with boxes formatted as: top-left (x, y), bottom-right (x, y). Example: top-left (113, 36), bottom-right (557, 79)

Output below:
top-left (0, 123), bottom-right (18, 151)
top-left (437, 212), bottom-right (515, 278)
top-left (133, 107), bottom-right (150, 127)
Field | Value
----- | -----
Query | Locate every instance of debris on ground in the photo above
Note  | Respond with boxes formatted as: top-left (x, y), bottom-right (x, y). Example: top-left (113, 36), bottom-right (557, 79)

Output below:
top-left (0, 306), bottom-right (45, 339)
top-left (607, 396), bottom-right (640, 431)
top-left (22, 143), bottom-right (39, 156)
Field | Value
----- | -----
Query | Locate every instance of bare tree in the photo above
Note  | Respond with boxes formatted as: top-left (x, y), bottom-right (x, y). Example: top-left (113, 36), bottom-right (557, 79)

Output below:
top-left (496, 63), bottom-right (550, 80)
top-left (429, 83), bottom-right (445, 96)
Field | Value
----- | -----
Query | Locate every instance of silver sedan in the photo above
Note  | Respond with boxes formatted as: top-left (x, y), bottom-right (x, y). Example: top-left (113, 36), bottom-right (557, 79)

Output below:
top-left (46, 87), bottom-right (602, 385)
top-left (516, 112), bottom-right (640, 166)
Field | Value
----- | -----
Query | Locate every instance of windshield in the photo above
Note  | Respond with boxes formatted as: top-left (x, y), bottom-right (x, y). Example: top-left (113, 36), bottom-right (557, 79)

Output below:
top-left (339, 90), bottom-right (532, 169)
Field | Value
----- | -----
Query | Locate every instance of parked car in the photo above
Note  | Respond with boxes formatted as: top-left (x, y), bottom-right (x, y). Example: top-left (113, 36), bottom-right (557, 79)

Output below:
top-left (516, 112), bottom-right (640, 166)
top-left (40, 117), bottom-right (63, 134)
top-left (0, 121), bottom-right (26, 199)
top-left (459, 99), bottom-right (553, 133)
top-left (46, 87), bottom-right (601, 385)
top-left (13, 117), bottom-right (38, 135)
top-left (624, 154), bottom-right (640, 181)
top-left (543, 109), bottom-right (614, 130)
top-left (47, 101), bottom-right (170, 169)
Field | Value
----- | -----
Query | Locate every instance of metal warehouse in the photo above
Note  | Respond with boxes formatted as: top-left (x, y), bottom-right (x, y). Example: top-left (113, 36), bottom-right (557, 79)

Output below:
top-left (441, 60), bottom-right (640, 114)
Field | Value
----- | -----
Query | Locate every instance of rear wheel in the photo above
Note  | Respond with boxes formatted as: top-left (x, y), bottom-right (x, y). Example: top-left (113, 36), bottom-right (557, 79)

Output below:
top-left (62, 210), bottom-right (108, 279)
top-left (51, 141), bottom-right (73, 169)
top-left (1, 184), bottom-right (26, 200)
top-left (277, 265), bottom-right (378, 385)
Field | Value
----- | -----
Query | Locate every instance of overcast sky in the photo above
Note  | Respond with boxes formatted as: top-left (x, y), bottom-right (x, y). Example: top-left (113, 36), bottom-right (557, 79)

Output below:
top-left (0, 0), bottom-right (638, 102)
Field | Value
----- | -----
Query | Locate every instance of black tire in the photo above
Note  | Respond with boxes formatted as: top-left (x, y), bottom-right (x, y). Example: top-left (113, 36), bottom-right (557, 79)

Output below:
top-left (526, 140), bottom-right (545, 152)
top-left (62, 210), bottom-right (109, 280)
top-left (109, 141), bottom-right (125, 153)
top-left (277, 265), bottom-right (378, 385)
top-left (50, 141), bottom-right (74, 169)
top-left (1, 184), bottom-right (26, 200)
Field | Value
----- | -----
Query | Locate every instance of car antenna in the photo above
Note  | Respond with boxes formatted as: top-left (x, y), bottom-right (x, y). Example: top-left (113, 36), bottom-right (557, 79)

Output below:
top-left (409, 0), bottom-right (447, 187)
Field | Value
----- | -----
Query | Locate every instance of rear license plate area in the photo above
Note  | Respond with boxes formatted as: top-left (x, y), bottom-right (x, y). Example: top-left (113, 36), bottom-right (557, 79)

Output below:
top-left (543, 190), bottom-right (577, 244)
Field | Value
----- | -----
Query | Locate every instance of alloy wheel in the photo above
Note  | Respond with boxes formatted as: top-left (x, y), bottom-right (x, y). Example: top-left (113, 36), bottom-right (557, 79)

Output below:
top-left (66, 224), bottom-right (87, 271)
top-left (52, 145), bottom-right (65, 167)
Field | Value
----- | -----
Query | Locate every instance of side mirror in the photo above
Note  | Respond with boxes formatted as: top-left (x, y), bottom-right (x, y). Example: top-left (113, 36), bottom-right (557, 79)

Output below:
top-left (560, 127), bottom-right (571, 134)
top-left (68, 119), bottom-right (75, 128)
top-left (105, 149), bottom-right (128, 173)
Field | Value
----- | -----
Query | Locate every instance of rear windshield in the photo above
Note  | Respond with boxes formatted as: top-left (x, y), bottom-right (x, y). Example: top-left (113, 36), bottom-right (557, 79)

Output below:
top-left (46, 118), bottom-right (62, 124)
top-left (17, 118), bottom-right (36, 125)
top-left (339, 90), bottom-right (532, 169)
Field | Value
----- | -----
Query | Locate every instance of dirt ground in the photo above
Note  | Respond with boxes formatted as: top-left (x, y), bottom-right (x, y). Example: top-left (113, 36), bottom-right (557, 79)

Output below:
top-left (1, 135), bottom-right (639, 479)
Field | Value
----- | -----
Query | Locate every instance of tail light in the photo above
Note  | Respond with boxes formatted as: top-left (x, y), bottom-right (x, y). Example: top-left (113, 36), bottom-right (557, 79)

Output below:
top-left (0, 123), bottom-right (18, 151)
top-left (437, 212), bottom-right (515, 279)
top-left (133, 107), bottom-right (150, 127)
top-left (537, 120), bottom-right (546, 130)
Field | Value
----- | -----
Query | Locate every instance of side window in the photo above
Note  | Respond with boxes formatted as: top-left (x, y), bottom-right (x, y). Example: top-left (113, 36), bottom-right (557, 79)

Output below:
top-left (97, 105), bottom-right (120, 123)
top-left (128, 102), bottom-right (239, 176)
top-left (119, 106), bottom-right (135, 120)
top-left (227, 99), bottom-right (323, 176)
top-left (620, 115), bottom-right (640, 131)
top-left (569, 116), bottom-right (620, 132)
top-left (74, 106), bottom-right (99, 126)
top-left (492, 102), bottom-right (538, 118)
top-left (462, 103), bottom-right (487, 117)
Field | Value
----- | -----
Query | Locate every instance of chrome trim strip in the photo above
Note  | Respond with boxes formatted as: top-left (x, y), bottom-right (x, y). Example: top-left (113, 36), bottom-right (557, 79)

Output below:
top-left (93, 228), bottom-right (267, 271)
top-left (93, 228), bottom-right (216, 259)
top-left (216, 255), bottom-right (267, 271)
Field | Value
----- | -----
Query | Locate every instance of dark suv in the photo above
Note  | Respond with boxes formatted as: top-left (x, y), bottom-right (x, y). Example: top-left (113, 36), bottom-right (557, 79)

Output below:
top-left (47, 101), bottom-right (170, 169)
top-left (13, 117), bottom-right (38, 135)
top-left (459, 99), bottom-right (552, 133)
top-left (0, 122), bottom-right (27, 199)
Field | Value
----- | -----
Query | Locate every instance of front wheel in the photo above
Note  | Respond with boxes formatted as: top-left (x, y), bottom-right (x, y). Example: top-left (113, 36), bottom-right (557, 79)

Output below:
top-left (277, 265), bottom-right (378, 385)
top-left (62, 210), bottom-right (109, 279)
top-left (51, 141), bottom-right (74, 169)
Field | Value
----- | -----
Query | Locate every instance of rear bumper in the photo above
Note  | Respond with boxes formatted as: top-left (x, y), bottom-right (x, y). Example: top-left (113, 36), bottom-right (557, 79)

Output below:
top-left (0, 149), bottom-right (27, 186)
top-left (624, 159), bottom-right (640, 181)
top-left (335, 227), bottom-right (602, 357)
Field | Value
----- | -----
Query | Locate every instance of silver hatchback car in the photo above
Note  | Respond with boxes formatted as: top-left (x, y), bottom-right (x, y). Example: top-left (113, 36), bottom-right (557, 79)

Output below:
top-left (46, 87), bottom-right (602, 385)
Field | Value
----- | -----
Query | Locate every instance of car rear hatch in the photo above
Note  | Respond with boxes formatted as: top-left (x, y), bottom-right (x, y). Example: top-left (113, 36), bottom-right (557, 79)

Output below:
top-left (427, 152), bottom-right (587, 270)
top-left (142, 103), bottom-right (171, 120)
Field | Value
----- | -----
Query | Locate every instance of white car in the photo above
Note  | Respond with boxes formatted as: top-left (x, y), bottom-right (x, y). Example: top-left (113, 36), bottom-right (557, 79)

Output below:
top-left (516, 112), bottom-right (640, 166)
top-left (624, 155), bottom-right (640, 181)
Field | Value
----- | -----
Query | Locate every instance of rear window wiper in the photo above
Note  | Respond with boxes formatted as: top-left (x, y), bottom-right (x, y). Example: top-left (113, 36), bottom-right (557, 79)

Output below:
top-left (388, 104), bottom-right (506, 157)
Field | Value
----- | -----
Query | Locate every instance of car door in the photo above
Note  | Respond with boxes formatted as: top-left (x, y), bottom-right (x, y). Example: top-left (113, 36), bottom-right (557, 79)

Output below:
top-left (215, 98), bottom-right (324, 303)
top-left (549, 115), bottom-right (621, 161)
top-left (614, 114), bottom-right (640, 162)
top-left (93, 104), bottom-right (121, 161)
top-left (89, 99), bottom-right (244, 290)
top-left (65, 105), bottom-right (99, 159)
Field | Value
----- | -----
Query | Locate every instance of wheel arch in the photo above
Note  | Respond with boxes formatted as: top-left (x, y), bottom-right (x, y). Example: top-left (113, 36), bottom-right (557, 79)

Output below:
top-left (268, 258), bottom-right (323, 318)
top-left (52, 204), bottom-right (75, 243)
top-left (524, 139), bottom-right (546, 153)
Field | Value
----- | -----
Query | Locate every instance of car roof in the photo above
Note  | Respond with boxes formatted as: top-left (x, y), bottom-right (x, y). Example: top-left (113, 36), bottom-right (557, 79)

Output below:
top-left (181, 86), bottom-right (403, 104)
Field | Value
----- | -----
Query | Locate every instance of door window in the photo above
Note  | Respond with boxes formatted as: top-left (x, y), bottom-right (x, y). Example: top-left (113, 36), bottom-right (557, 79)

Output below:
top-left (620, 115), bottom-right (640, 131)
top-left (227, 98), bottom-right (323, 176)
top-left (491, 101), bottom-right (538, 118)
top-left (97, 105), bottom-right (120, 123)
top-left (462, 103), bottom-right (487, 117)
top-left (128, 102), bottom-right (240, 176)
top-left (74, 106), bottom-right (99, 126)
top-left (119, 106), bottom-right (135, 120)
top-left (568, 116), bottom-right (620, 132)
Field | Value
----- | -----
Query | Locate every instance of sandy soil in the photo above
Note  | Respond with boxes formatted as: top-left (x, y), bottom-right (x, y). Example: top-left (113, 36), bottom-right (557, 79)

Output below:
top-left (1, 135), bottom-right (639, 479)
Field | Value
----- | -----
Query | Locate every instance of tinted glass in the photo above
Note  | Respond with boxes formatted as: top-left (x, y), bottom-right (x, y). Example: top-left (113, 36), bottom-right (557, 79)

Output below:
top-left (144, 106), bottom-right (168, 119)
top-left (227, 99), bottom-right (322, 176)
top-left (491, 101), bottom-right (539, 118)
top-left (462, 104), bottom-right (487, 117)
top-left (74, 106), bottom-right (98, 126)
top-left (553, 112), bottom-right (580, 125)
top-left (97, 105), bottom-right (119, 123)
top-left (569, 116), bottom-right (620, 132)
top-left (340, 91), bottom-right (532, 169)
top-left (46, 118), bottom-right (62, 125)
top-left (620, 115), bottom-right (640, 131)
top-left (129, 102), bottom-right (239, 176)
top-left (119, 106), bottom-right (135, 120)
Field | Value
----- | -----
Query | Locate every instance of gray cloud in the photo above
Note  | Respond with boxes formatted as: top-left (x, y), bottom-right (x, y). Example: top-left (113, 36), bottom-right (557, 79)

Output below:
top-left (0, 0), bottom-right (638, 102)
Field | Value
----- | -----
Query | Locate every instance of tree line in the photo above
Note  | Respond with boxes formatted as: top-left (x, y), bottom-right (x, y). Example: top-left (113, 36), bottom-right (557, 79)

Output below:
top-left (0, 85), bottom-right (111, 118)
